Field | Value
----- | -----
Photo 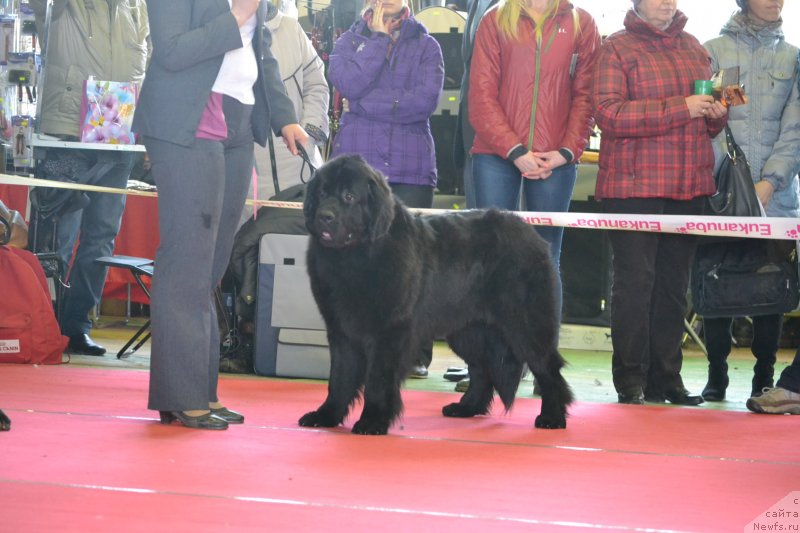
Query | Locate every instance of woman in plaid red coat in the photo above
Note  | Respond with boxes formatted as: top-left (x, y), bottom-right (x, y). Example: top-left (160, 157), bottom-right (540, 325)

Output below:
top-left (592, 0), bottom-right (727, 406)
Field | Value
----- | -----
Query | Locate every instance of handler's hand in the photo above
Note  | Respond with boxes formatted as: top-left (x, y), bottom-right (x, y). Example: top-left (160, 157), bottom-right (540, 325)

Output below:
top-left (281, 124), bottom-right (309, 156)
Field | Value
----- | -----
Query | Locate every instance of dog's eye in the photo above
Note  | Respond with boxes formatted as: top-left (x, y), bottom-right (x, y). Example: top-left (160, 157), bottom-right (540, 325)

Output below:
top-left (343, 192), bottom-right (356, 203)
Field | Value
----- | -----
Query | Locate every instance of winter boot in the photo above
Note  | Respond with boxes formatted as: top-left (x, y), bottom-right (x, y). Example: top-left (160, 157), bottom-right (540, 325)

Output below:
top-left (701, 359), bottom-right (729, 402)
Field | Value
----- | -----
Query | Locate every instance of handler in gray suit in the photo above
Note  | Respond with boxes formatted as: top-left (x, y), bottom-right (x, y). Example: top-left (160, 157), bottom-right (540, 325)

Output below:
top-left (132, 0), bottom-right (308, 430)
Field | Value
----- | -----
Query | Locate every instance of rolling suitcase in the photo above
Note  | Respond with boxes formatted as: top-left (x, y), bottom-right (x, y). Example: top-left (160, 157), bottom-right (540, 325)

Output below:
top-left (253, 233), bottom-right (330, 378)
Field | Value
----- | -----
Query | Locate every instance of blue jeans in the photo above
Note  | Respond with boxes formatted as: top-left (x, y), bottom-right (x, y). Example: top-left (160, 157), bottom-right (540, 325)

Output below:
top-left (472, 154), bottom-right (576, 315)
top-left (55, 150), bottom-right (135, 336)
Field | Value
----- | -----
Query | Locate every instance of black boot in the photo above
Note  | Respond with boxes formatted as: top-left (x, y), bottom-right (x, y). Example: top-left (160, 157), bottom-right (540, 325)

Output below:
top-left (701, 317), bottom-right (733, 402)
top-left (702, 360), bottom-right (729, 402)
top-left (750, 314), bottom-right (780, 397)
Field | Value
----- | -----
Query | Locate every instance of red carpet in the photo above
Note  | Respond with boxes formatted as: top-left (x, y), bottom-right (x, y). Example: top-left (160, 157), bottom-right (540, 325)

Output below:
top-left (0, 364), bottom-right (798, 532)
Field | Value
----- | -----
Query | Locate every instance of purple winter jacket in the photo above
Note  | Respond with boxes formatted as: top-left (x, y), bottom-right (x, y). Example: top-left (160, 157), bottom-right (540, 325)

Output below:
top-left (329, 14), bottom-right (444, 187)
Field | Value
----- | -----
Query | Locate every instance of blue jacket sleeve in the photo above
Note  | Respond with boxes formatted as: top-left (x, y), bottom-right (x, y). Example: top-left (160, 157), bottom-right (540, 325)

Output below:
top-left (762, 53), bottom-right (800, 191)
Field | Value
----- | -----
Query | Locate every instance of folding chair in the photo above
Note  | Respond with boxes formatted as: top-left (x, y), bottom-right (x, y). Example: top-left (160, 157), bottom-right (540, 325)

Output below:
top-left (96, 255), bottom-right (153, 359)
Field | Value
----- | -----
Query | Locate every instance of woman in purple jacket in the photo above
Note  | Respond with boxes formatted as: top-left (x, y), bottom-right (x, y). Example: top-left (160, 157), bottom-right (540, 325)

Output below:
top-left (328, 0), bottom-right (444, 377)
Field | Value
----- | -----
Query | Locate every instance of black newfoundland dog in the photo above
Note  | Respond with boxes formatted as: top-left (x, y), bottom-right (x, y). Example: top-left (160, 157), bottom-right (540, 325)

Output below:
top-left (299, 155), bottom-right (572, 435)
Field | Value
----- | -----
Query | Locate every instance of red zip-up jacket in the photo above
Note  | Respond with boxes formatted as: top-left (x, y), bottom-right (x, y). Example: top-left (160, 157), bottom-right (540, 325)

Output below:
top-left (593, 10), bottom-right (725, 200)
top-left (468, 2), bottom-right (600, 161)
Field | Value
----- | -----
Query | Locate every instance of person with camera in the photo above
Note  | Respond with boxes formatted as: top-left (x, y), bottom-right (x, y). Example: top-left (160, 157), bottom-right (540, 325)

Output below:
top-left (700, 0), bottom-right (800, 402)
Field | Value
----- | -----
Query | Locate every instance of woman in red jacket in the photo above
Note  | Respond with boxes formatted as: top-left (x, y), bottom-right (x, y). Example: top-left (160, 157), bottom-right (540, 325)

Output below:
top-left (593, 0), bottom-right (727, 406)
top-left (468, 0), bottom-right (600, 317)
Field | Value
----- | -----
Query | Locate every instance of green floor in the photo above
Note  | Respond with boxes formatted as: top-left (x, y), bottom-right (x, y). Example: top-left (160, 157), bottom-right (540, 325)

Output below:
top-left (79, 317), bottom-right (797, 414)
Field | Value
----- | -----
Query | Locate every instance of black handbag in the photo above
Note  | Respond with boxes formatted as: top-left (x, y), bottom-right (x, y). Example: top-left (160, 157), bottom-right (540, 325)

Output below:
top-left (708, 125), bottom-right (761, 217)
top-left (691, 239), bottom-right (799, 318)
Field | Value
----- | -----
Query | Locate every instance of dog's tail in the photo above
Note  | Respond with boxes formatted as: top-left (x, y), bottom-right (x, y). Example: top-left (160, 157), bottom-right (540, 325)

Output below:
top-left (487, 347), bottom-right (524, 411)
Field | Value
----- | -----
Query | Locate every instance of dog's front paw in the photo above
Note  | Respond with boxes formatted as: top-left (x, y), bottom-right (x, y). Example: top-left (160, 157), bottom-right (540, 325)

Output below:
top-left (442, 402), bottom-right (479, 418)
top-left (351, 417), bottom-right (389, 435)
top-left (534, 413), bottom-right (566, 429)
top-left (298, 409), bottom-right (340, 428)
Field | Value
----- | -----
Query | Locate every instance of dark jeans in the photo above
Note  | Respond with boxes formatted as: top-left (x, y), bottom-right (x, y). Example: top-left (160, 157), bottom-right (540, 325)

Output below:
top-left (54, 150), bottom-right (136, 336)
top-left (603, 196), bottom-right (705, 396)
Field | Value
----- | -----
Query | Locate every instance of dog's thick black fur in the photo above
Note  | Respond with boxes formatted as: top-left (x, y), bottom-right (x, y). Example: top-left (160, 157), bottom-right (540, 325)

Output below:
top-left (0, 409), bottom-right (10, 431)
top-left (298, 155), bottom-right (572, 435)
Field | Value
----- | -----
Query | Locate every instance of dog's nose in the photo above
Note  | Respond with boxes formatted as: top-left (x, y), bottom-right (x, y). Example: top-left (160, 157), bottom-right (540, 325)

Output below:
top-left (317, 209), bottom-right (335, 225)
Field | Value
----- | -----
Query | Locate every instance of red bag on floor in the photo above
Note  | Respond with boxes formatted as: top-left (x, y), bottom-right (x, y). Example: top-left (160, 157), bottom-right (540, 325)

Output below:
top-left (0, 246), bottom-right (67, 364)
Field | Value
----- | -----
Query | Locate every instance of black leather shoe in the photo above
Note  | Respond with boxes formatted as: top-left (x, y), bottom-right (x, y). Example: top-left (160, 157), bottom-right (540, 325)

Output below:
top-left (443, 367), bottom-right (468, 382)
top-left (644, 392), bottom-right (665, 403)
top-left (211, 407), bottom-right (244, 424)
top-left (618, 389), bottom-right (645, 404)
top-left (663, 387), bottom-right (704, 406)
top-left (159, 411), bottom-right (228, 430)
top-left (68, 333), bottom-right (106, 356)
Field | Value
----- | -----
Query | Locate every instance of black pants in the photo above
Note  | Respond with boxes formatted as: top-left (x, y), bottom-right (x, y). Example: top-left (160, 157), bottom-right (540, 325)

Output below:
top-left (703, 314), bottom-right (781, 376)
top-left (777, 348), bottom-right (800, 393)
top-left (603, 197), bottom-right (705, 395)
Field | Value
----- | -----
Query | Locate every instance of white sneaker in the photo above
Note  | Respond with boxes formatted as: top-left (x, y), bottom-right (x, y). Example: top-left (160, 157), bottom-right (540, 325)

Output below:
top-left (746, 387), bottom-right (800, 415)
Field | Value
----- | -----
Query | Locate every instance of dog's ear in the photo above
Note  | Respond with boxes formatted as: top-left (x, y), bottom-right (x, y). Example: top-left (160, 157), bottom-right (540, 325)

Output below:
top-left (303, 172), bottom-right (322, 235)
top-left (366, 166), bottom-right (395, 241)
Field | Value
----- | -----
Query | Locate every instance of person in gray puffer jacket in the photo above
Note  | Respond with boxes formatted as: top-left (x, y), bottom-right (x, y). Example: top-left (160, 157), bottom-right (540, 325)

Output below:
top-left (701, 0), bottom-right (800, 403)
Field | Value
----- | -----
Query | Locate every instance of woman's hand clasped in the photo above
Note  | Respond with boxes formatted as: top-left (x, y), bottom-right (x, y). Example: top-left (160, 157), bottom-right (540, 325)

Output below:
top-left (515, 150), bottom-right (570, 179)
top-left (514, 151), bottom-right (552, 180)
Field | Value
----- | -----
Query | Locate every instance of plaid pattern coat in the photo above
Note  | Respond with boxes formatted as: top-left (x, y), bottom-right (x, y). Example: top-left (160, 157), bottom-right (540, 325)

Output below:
top-left (329, 14), bottom-right (444, 187)
top-left (593, 10), bottom-right (724, 200)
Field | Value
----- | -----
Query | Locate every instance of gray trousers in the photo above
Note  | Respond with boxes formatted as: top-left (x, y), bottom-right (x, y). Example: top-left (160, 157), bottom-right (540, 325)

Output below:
top-left (144, 97), bottom-right (254, 412)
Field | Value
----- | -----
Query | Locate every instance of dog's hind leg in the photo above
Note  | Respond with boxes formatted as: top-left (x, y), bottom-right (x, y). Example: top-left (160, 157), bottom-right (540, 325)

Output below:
top-left (529, 353), bottom-right (572, 429)
top-left (442, 327), bottom-right (495, 418)
top-left (504, 326), bottom-right (572, 429)
top-left (299, 336), bottom-right (365, 428)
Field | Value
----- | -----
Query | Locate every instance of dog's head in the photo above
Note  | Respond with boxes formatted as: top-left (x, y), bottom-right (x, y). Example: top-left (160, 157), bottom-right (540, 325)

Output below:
top-left (304, 155), bottom-right (395, 248)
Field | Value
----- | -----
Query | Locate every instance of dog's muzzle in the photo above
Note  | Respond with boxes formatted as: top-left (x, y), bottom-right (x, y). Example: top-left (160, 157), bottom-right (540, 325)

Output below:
top-left (314, 208), bottom-right (356, 248)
